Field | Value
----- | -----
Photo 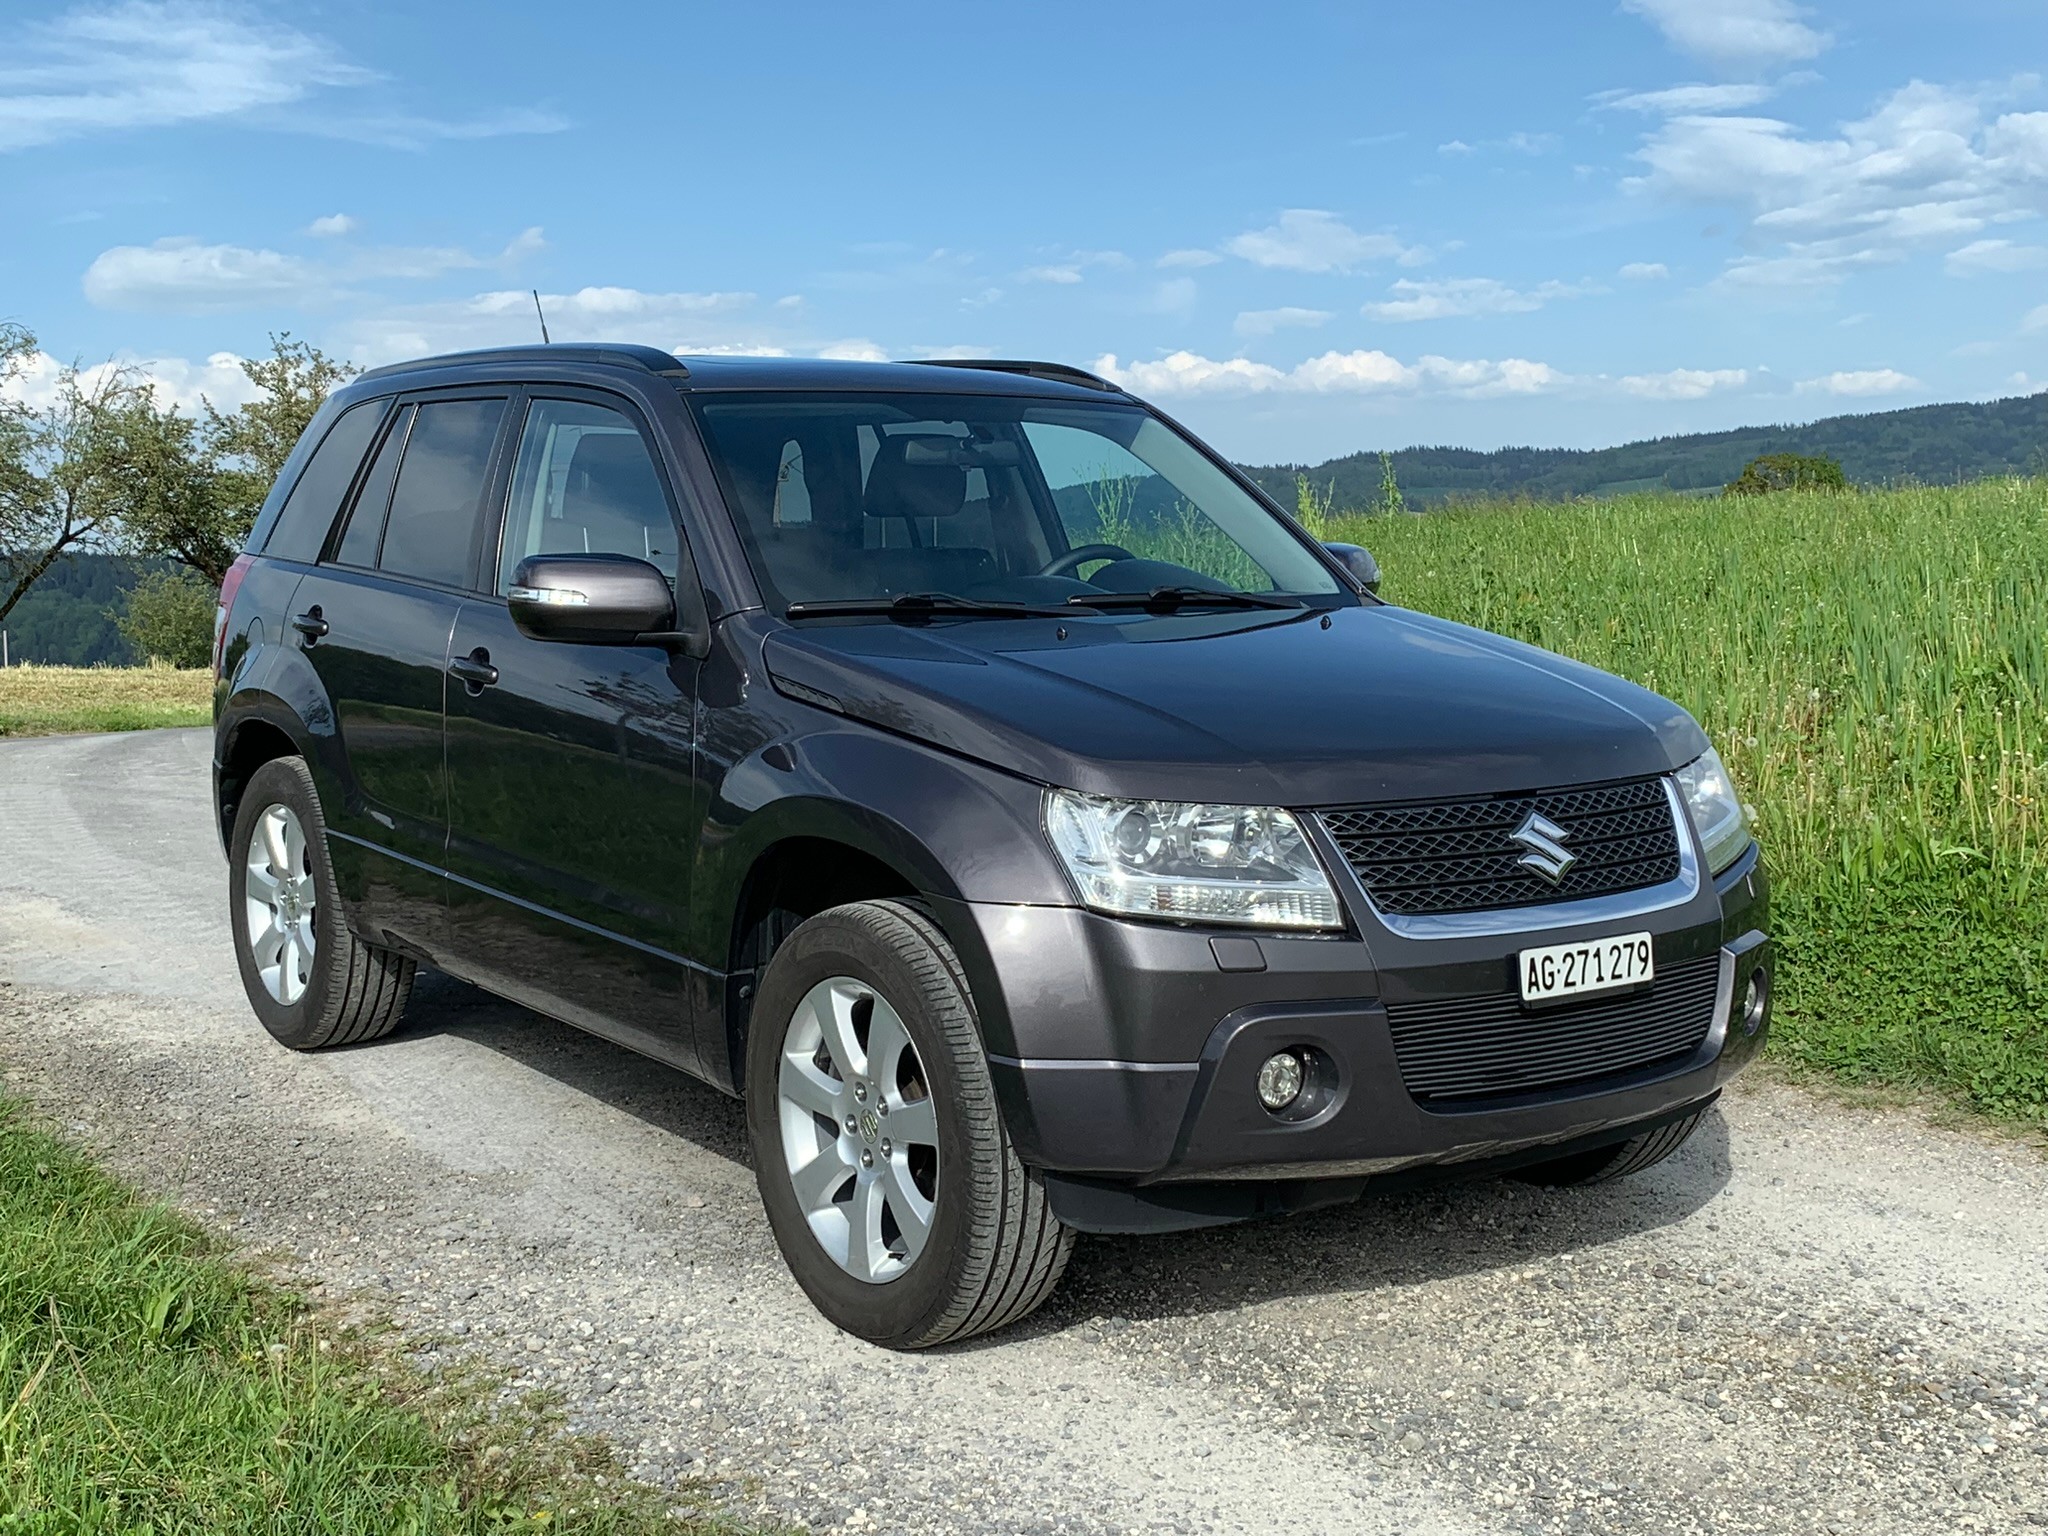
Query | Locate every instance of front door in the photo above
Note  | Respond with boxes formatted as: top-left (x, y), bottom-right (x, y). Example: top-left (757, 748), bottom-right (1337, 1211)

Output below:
top-left (441, 393), bottom-right (706, 1071)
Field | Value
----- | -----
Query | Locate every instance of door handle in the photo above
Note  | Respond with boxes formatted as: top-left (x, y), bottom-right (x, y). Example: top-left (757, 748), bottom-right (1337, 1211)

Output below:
top-left (448, 648), bottom-right (499, 692)
top-left (290, 608), bottom-right (329, 643)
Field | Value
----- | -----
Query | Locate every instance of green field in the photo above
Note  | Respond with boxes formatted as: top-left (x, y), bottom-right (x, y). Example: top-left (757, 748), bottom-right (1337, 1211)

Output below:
top-left (1322, 478), bottom-right (2048, 1126)
top-left (0, 662), bottom-right (213, 737)
top-left (0, 1096), bottom-right (747, 1534)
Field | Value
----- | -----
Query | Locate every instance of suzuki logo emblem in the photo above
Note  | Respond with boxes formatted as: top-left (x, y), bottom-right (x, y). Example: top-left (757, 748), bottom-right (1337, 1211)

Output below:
top-left (1510, 811), bottom-right (1577, 885)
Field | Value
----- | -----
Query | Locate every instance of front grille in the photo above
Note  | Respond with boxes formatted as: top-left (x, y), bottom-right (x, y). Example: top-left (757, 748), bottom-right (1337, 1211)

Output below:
top-left (1320, 776), bottom-right (1681, 917)
top-left (1385, 954), bottom-right (1721, 1102)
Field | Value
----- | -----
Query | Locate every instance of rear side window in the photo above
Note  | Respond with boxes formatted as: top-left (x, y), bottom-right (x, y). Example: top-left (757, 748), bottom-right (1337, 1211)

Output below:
top-left (330, 405), bottom-right (413, 569)
top-left (261, 401), bottom-right (385, 564)
top-left (377, 398), bottom-right (506, 588)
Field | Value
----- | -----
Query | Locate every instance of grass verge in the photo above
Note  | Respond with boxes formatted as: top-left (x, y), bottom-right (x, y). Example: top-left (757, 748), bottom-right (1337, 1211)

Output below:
top-left (0, 1095), bottom-right (756, 1534)
top-left (0, 662), bottom-right (212, 738)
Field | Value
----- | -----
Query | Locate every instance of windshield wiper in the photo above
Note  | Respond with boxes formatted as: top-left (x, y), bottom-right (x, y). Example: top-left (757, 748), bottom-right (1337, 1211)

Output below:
top-left (786, 592), bottom-right (1088, 621)
top-left (1067, 586), bottom-right (1305, 612)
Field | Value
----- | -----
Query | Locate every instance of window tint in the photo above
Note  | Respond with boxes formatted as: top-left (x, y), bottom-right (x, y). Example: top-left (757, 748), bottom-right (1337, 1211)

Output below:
top-left (262, 400), bottom-right (385, 564)
top-left (331, 405), bottom-right (412, 568)
top-left (497, 399), bottom-right (678, 591)
top-left (379, 398), bottom-right (506, 589)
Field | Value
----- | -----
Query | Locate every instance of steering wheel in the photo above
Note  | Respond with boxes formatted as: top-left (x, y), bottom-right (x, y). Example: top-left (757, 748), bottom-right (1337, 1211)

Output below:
top-left (1040, 543), bottom-right (1136, 578)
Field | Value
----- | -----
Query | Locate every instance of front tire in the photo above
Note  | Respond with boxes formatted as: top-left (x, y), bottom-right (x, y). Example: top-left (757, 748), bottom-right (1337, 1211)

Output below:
top-left (746, 900), bottom-right (1073, 1348)
top-left (228, 756), bottom-right (415, 1051)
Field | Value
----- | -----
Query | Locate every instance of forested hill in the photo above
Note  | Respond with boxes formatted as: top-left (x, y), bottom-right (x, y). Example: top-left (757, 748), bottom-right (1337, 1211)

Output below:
top-left (1237, 389), bottom-right (2048, 508)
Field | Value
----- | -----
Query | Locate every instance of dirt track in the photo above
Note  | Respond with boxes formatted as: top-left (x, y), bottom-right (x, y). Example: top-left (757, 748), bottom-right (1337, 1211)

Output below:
top-left (2, 728), bottom-right (2044, 1534)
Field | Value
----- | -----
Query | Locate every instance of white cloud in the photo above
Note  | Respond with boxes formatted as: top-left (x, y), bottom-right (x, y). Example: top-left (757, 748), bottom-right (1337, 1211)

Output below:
top-left (0, 347), bottom-right (262, 412)
top-left (307, 213), bottom-right (357, 237)
top-left (1619, 261), bottom-right (1670, 279)
top-left (1620, 0), bottom-right (1829, 71)
top-left (1437, 139), bottom-right (1474, 156)
top-left (1156, 248), bottom-right (1221, 269)
top-left (0, 0), bottom-right (360, 151)
top-left (1628, 82), bottom-right (2048, 289)
top-left (339, 286), bottom-right (762, 365)
top-left (0, 1), bottom-right (564, 152)
top-left (1363, 276), bottom-right (1594, 321)
top-left (1020, 265), bottom-right (1083, 284)
top-left (1796, 368), bottom-right (1922, 397)
top-left (1618, 367), bottom-right (1749, 399)
top-left (82, 226), bottom-right (549, 312)
top-left (1146, 277), bottom-right (1198, 314)
top-left (1092, 349), bottom-right (1563, 399)
top-left (818, 338), bottom-right (888, 362)
top-left (1224, 209), bottom-right (1423, 273)
top-left (1017, 250), bottom-right (1128, 285)
top-left (1945, 238), bottom-right (2048, 276)
top-left (83, 238), bottom-right (317, 311)
top-left (2022, 304), bottom-right (2048, 333)
top-left (1233, 307), bottom-right (1333, 337)
top-left (1598, 83), bottom-right (1777, 114)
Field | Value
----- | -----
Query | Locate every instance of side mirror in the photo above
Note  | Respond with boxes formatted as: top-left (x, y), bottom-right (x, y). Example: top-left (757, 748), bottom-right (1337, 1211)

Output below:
top-left (1323, 542), bottom-right (1381, 595)
top-left (508, 554), bottom-right (676, 644)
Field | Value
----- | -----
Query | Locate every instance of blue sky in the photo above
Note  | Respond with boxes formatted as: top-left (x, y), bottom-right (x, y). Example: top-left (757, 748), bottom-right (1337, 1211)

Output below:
top-left (4, 0), bottom-right (2046, 463)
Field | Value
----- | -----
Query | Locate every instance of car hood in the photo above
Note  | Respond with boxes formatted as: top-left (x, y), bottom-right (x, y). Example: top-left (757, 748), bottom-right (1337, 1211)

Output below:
top-left (761, 603), bottom-right (1707, 806)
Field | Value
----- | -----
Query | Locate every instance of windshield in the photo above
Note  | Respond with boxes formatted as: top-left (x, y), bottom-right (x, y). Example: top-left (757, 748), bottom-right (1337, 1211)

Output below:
top-left (689, 391), bottom-right (1345, 612)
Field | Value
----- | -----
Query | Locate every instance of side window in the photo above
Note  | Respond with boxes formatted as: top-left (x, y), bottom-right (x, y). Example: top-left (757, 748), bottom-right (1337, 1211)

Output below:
top-left (771, 439), bottom-right (812, 526)
top-left (331, 405), bottom-right (412, 568)
top-left (262, 400), bottom-right (385, 564)
top-left (379, 398), bottom-right (507, 589)
top-left (497, 399), bottom-right (679, 591)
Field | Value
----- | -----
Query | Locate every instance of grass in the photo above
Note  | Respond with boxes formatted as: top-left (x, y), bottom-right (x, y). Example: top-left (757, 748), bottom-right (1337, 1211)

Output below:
top-left (0, 1095), bottom-right (752, 1535)
top-left (1313, 478), bottom-right (2048, 1128)
top-left (0, 661), bottom-right (212, 738)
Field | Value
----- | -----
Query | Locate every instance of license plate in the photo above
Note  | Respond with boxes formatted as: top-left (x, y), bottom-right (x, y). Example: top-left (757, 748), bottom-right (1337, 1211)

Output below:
top-left (1519, 932), bottom-right (1654, 1004)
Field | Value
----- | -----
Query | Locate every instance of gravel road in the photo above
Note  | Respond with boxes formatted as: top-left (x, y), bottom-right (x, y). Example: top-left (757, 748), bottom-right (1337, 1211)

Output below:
top-left (2, 728), bottom-right (2044, 1534)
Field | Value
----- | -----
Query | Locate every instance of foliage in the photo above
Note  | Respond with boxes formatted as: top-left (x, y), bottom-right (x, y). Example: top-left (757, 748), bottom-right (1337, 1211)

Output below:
top-left (184, 334), bottom-right (356, 582)
top-left (115, 568), bottom-right (217, 668)
top-left (0, 332), bottom-right (196, 630)
top-left (0, 661), bottom-right (212, 736)
top-left (1723, 452), bottom-right (1846, 496)
top-left (1376, 450), bottom-right (1405, 517)
top-left (1292, 472), bottom-right (1335, 538)
top-left (1329, 477), bottom-right (2048, 1125)
top-left (1237, 387), bottom-right (2048, 507)
top-left (0, 1095), bottom-right (753, 1532)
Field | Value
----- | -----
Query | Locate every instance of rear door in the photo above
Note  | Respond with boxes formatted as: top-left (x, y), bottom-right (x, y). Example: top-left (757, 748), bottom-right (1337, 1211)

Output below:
top-left (291, 390), bottom-right (513, 954)
top-left (441, 389), bottom-right (706, 1070)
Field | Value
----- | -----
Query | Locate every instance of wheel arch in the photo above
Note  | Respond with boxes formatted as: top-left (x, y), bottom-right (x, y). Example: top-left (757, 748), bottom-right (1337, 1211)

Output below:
top-left (214, 702), bottom-right (314, 851)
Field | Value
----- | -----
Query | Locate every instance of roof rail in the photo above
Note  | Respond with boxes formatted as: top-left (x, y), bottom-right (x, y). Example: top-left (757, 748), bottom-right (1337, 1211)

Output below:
top-left (902, 358), bottom-right (1125, 393)
top-left (356, 344), bottom-right (690, 383)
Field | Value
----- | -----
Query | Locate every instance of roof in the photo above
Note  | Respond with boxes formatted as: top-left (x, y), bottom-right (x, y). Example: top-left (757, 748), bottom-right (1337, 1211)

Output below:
top-left (351, 346), bottom-right (1129, 400)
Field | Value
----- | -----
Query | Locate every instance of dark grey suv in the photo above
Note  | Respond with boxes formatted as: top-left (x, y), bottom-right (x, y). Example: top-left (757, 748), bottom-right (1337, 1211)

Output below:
top-left (212, 345), bottom-right (1771, 1347)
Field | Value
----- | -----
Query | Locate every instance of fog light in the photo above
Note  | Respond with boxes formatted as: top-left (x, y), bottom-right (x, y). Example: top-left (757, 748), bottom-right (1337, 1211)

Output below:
top-left (1740, 968), bottom-right (1769, 1036)
top-left (1257, 1050), bottom-right (1305, 1111)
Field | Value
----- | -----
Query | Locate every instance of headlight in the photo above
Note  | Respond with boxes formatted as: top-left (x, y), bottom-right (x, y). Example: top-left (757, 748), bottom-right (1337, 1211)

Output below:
top-left (1043, 790), bottom-right (1343, 930)
top-left (1675, 746), bottom-right (1750, 874)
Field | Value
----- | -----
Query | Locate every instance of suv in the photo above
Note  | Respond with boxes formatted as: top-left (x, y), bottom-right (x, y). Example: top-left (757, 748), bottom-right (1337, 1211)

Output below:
top-left (213, 346), bottom-right (1770, 1348)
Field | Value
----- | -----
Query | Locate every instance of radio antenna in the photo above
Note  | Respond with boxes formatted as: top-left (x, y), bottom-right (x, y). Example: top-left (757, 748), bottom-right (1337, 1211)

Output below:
top-left (532, 289), bottom-right (551, 345)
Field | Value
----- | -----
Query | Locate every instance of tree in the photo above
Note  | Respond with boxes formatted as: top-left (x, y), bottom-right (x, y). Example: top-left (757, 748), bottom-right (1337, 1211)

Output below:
top-left (114, 568), bottom-right (216, 667)
top-left (0, 331), bottom-right (196, 630)
top-left (122, 333), bottom-right (355, 585)
top-left (1722, 452), bottom-right (1847, 497)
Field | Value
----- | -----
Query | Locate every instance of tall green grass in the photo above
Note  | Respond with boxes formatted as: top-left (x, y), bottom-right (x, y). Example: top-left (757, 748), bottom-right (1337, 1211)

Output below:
top-left (1326, 480), bottom-right (2048, 1123)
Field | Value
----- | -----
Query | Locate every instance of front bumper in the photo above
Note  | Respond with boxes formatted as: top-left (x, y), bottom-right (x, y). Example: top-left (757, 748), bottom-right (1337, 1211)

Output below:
top-left (939, 841), bottom-right (1770, 1208)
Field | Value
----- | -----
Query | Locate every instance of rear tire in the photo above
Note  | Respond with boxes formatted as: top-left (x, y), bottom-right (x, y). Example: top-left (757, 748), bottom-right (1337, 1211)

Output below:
top-left (746, 900), bottom-right (1073, 1349)
top-left (1512, 1107), bottom-right (1707, 1187)
top-left (228, 756), bottom-right (415, 1051)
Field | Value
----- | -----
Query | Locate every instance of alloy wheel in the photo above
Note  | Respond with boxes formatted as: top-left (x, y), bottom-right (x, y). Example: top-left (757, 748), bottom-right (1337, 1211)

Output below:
top-left (776, 975), bottom-right (941, 1283)
top-left (243, 802), bottom-right (317, 1006)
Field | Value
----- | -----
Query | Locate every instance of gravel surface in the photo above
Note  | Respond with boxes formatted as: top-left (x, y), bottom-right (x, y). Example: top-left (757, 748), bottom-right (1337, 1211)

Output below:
top-left (2, 728), bottom-right (2045, 1535)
